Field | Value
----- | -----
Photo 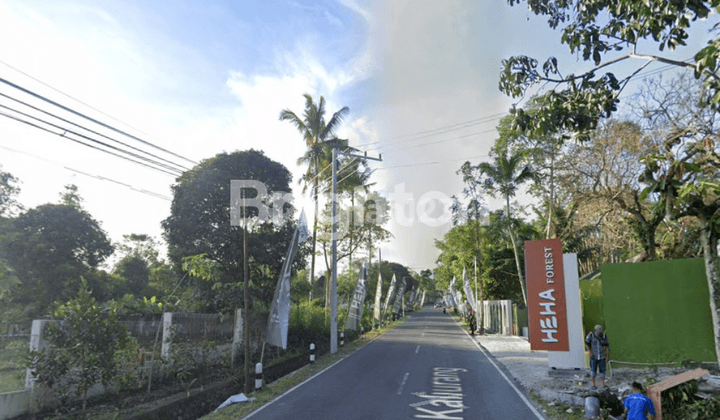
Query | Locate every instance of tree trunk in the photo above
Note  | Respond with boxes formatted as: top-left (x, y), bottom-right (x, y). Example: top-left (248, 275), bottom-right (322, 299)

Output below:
top-left (507, 194), bottom-right (528, 306)
top-left (545, 151), bottom-right (554, 239)
top-left (646, 226), bottom-right (657, 261)
top-left (699, 216), bottom-right (720, 364)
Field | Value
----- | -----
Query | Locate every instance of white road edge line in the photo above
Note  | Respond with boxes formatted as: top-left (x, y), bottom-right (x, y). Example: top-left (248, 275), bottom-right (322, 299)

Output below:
top-left (397, 372), bottom-right (410, 395)
top-left (415, 345), bottom-right (420, 354)
top-left (243, 331), bottom-right (388, 419)
top-left (452, 317), bottom-right (546, 420)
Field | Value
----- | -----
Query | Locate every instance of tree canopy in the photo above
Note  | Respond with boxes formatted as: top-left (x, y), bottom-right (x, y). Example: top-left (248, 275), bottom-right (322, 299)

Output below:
top-left (162, 149), bottom-right (308, 312)
top-left (0, 202), bottom-right (114, 310)
top-left (501, 0), bottom-right (720, 137)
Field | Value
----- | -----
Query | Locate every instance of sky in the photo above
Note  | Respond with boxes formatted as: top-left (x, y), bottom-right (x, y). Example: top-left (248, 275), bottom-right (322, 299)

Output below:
top-left (0, 0), bottom-right (716, 274)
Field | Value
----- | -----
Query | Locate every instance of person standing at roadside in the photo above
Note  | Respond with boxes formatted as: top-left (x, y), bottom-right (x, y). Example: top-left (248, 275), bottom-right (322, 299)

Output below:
top-left (585, 324), bottom-right (609, 388)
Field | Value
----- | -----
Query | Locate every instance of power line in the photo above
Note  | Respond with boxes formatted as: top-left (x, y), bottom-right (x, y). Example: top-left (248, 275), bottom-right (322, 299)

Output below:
top-left (0, 91), bottom-right (190, 172)
top-left (0, 76), bottom-right (197, 165)
top-left (375, 153), bottom-right (489, 171)
top-left (0, 104), bottom-right (184, 175)
top-left (0, 109), bottom-right (181, 177)
top-left (379, 128), bottom-right (498, 154)
top-left (0, 144), bottom-right (172, 201)
top-left (0, 59), bottom-right (174, 156)
top-left (363, 113), bottom-right (505, 152)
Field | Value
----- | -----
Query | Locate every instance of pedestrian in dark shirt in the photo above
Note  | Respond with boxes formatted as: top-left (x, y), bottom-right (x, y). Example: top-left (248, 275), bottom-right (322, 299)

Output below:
top-left (585, 324), bottom-right (609, 388)
top-left (622, 381), bottom-right (655, 420)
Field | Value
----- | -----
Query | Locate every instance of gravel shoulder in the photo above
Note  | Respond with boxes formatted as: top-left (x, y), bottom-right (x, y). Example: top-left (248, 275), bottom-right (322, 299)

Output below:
top-left (475, 333), bottom-right (699, 407)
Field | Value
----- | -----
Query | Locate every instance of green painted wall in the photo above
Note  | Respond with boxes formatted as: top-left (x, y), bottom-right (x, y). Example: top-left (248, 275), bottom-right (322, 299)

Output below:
top-left (580, 278), bottom-right (604, 336)
top-left (601, 258), bottom-right (715, 363)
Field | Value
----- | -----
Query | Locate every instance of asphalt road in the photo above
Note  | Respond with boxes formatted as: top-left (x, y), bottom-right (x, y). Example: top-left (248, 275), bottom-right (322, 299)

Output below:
top-left (245, 308), bottom-right (546, 419)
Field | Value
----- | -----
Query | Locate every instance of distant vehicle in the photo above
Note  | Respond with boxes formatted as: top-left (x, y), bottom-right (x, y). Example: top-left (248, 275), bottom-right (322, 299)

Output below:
top-left (434, 302), bottom-right (442, 308)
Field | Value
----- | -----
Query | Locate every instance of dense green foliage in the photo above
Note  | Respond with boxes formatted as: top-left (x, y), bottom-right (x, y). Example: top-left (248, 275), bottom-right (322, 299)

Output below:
top-left (162, 150), bottom-right (308, 312)
top-left (28, 280), bottom-right (132, 414)
top-left (0, 201), bottom-right (114, 312)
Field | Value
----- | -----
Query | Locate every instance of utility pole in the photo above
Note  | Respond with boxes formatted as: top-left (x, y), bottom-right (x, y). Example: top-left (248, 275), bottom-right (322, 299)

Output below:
top-left (330, 148), bottom-right (382, 354)
top-left (242, 190), bottom-right (251, 392)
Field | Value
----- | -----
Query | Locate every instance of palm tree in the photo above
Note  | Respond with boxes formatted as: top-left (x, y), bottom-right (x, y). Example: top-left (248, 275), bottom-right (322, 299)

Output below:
top-left (279, 94), bottom-right (349, 298)
top-left (478, 146), bottom-right (533, 305)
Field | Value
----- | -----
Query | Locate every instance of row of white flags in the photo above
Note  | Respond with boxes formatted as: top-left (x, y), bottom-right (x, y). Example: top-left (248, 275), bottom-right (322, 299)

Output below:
top-left (344, 263), bottom-right (368, 331)
top-left (443, 269), bottom-right (477, 314)
top-left (266, 211), bottom-right (437, 347)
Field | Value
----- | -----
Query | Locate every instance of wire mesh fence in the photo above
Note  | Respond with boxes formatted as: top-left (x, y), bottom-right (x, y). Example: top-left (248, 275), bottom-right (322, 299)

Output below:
top-left (121, 314), bottom-right (164, 348)
top-left (0, 335), bottom-right (29, 393)
top-left (168, 313), bottom-right (235, 345)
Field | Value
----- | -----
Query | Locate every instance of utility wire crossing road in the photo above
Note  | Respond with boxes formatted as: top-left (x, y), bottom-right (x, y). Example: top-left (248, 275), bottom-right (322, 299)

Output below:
top-left (245, 308), bottom-right (545, 419)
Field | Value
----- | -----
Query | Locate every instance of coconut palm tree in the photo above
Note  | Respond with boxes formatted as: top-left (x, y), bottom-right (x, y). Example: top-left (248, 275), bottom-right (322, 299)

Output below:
top-left (478, 146), bottom-right (533, 305)
top-left (279, 94), bottom-right (349, 297)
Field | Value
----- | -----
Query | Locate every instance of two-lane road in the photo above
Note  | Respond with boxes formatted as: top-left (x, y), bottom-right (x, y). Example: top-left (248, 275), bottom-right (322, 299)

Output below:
top-left (246, 308), bottom-right (545, 419)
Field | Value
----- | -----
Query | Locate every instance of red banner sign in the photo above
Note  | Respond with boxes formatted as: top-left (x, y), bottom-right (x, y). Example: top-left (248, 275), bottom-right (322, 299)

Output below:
top-left (525, 238), bottom-right (568, 351)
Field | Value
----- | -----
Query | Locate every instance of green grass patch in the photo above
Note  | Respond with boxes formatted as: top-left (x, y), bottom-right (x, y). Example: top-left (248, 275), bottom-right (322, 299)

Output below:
top-left (199, 317), bottom-right (408, 420)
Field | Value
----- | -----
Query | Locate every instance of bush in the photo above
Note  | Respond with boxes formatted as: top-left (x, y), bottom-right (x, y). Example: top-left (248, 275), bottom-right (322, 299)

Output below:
top-left (27, 279), bottom-right (132, 414)
top-left (673, 396), bottom-right (720, 419)
top-left (287, 300), bottom-right (330, 349)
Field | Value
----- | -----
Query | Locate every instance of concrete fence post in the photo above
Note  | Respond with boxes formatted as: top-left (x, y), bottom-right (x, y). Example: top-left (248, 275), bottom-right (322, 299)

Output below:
top-left (255, 362), bottom-right (263, 391)
top-left (340, 332), bottom-right (344, 347)
top-left (310, 343), bottom-right (316, 363)
top-left (232, 309), bottom-right (243, 367)
top-left (161, 312), bottom-right (173, 358)
top-left (25, 319), bottom-right (51, 389)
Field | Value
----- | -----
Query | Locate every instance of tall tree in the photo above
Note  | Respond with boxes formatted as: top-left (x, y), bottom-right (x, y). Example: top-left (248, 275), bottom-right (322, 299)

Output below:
top-left (634, 74), bottom-right (720, 361)
top-left (162, 150), bottom-right (305, 312)
top-left (564, 120), bottom-right (664, 260)
top-left (454, 162), bottom-right (488, 329)
top-left (0, 166), bottom-right (21, 217)
top-left (0, 167), bottom-right (21, 297)
top-left (477, 146), bottom-right (534, 305)
top-left (279, 94), bottom-right (349, 296)
top-left (500, 0), bottom-right (720, 138)
top-left (0, 202), bottom-right (114, 311)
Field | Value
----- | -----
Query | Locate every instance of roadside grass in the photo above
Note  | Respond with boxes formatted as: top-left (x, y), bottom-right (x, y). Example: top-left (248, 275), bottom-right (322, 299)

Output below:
top-left (199, 317), bottom-right (408, 420)
top-left (529, 391), bottom-right (587, 420)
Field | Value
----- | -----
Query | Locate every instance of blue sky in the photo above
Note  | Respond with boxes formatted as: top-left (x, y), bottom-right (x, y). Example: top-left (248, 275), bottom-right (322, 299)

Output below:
top-left (0, 0), bottom-right (716, 273)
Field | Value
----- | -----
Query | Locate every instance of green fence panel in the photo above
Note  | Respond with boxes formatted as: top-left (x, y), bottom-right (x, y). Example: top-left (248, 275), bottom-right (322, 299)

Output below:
top-left (580, 278), bottom-right (604, 337)
top-left (602, 258), bottom-right (715, 364)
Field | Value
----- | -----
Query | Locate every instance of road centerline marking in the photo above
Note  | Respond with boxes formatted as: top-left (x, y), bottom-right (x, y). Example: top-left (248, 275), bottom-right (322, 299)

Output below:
top-left (397, 372), bottom-right (410, 395)
top-left (415, 345), bottom-right (420, 354)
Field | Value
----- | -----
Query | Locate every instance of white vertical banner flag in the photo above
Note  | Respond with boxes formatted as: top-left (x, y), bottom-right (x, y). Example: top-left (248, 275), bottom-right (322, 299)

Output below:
top-left (373, 270), bottom-right (383, 323)
top-left (407, 286), bottom-right (417, 307)
top-left (344, 262), bottom-right (368, 331)
top-left (463, 267), bottom-right (476, 313)
top-left (392, 277), bottom-right (407, 314)
top-left (383, 274), bottom-right (397, 316)
top-left (447, 276), bottom-right (457, 308)
top-left (265, 210), bottom-right (309, 349)
top-left (419, 289), bottom-right (426, 307)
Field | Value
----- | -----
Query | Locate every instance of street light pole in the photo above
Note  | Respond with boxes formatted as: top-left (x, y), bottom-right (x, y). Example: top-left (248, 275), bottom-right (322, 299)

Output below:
top-left (330, 148), bottom-right (381, 354)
